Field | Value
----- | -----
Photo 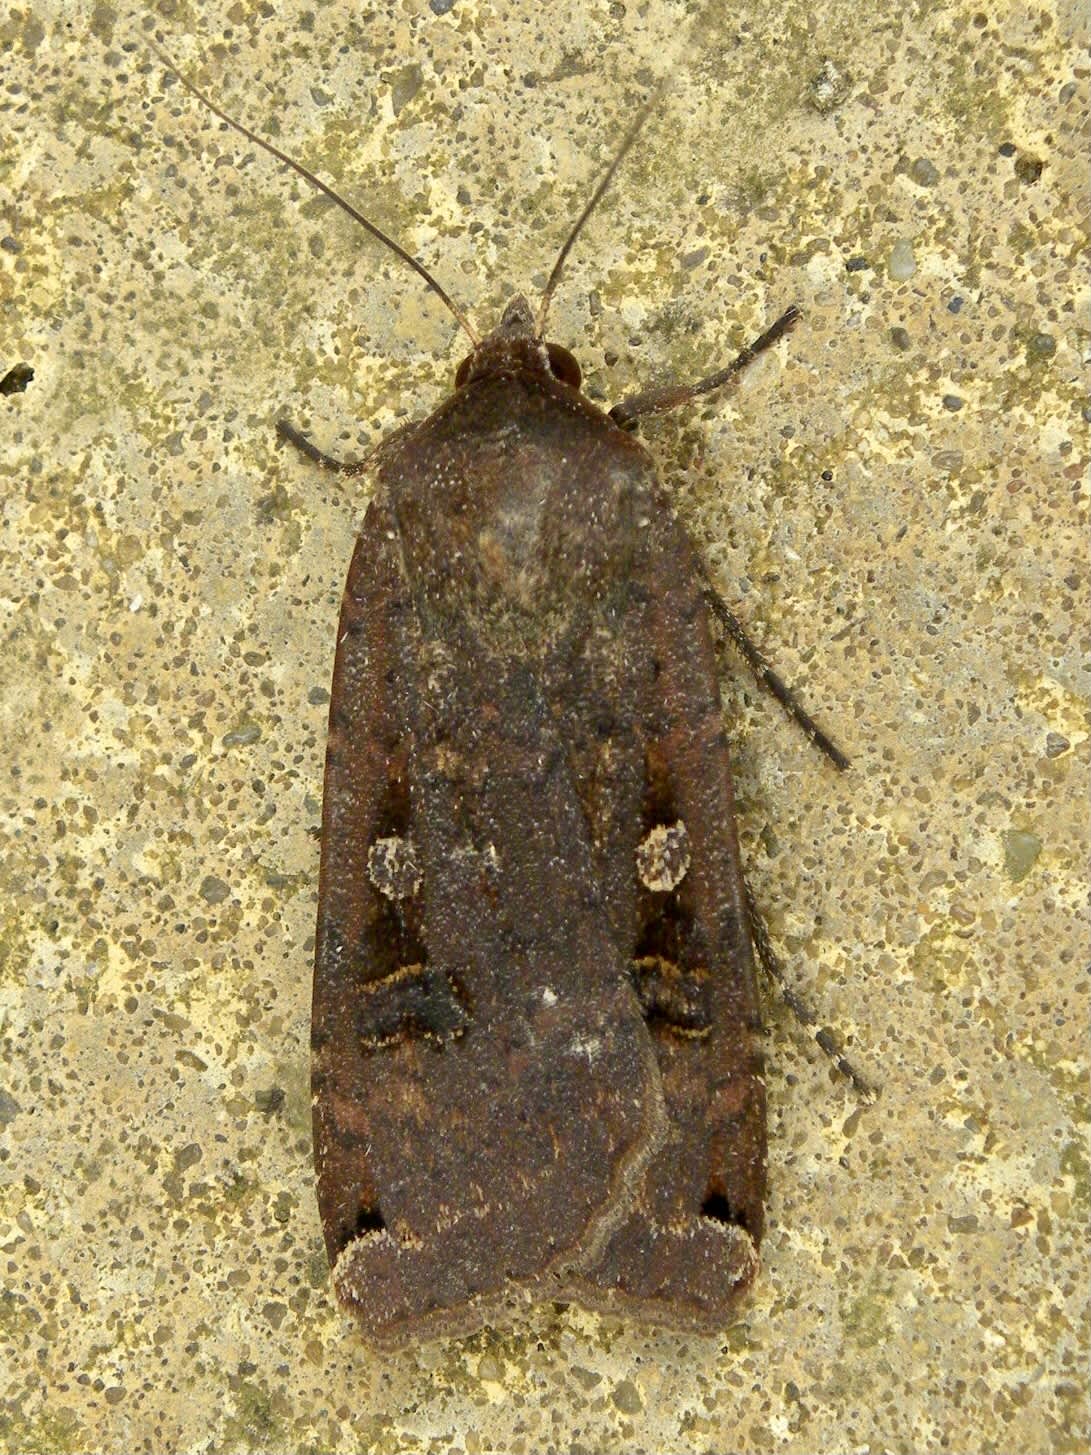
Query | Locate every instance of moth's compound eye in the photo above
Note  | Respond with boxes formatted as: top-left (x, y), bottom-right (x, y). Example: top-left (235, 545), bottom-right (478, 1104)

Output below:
top-left (454, 353), bottom-right (473, 388)
top-left (546, 343), bottom-right (581, 389)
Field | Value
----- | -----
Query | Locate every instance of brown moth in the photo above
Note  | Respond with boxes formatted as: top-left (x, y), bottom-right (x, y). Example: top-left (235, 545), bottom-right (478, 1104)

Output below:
top-left (153, 47), bottom-right (856, 1346)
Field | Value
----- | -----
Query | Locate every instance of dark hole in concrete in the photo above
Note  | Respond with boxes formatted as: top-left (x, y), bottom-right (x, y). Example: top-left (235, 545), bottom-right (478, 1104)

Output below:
top-left (0, 363), bottom-right (33, 396)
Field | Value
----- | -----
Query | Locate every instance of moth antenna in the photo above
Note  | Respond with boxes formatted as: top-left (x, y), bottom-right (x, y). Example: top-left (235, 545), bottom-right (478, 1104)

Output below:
top-left (536, 83), bottom-right (665, 339)
top-left (148, 40), bottom-right (480, 347)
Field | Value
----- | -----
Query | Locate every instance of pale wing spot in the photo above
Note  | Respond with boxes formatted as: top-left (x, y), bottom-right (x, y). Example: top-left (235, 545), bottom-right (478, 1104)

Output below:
top-left (367, 834), bottom-right (422, 900)
top-left (636, 820), bottom-right (691, 893)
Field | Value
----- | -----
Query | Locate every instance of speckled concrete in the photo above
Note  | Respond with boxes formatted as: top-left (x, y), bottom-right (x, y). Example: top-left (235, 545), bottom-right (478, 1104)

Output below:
top-left (1, 1), bottom-right (1087, 1451)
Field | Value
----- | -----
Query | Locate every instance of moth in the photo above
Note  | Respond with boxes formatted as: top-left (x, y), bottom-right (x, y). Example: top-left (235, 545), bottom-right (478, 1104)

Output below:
top-left (154, 47), bottom-right (861, 1345)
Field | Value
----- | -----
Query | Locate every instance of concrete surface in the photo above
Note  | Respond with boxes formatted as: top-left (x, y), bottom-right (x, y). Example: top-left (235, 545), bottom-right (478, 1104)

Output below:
top-left (1, 0), bottom-right (1087, 1451)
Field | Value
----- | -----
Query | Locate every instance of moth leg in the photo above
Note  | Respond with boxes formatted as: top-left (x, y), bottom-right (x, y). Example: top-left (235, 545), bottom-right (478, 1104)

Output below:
top-left (744, 880), bottom-right (878, 1102)
top-left (277, 419), bottom-right (370, 475)
top-left (704, 587), bottom-right (850, 771)
top-left (606, 301), bottom-right (846, 769)
top-left (608, 306), bottom-right (800, 427)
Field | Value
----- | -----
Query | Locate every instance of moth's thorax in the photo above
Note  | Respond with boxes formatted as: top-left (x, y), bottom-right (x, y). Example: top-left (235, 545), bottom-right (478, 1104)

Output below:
top-left (383, 368), bottom-right (655, 645)
top-left (461, 332), bottom-right (552, 386)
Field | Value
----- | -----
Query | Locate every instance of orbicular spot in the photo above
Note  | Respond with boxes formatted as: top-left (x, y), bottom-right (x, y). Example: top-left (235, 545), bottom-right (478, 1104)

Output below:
top-left (635, 819), bottom-right (691, 893)
top-left (367, 834), bottom-right (422, 900)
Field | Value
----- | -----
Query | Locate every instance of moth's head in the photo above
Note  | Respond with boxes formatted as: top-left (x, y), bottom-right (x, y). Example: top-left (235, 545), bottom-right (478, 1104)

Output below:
top-left (454, 294), bottom-right (582, 391)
